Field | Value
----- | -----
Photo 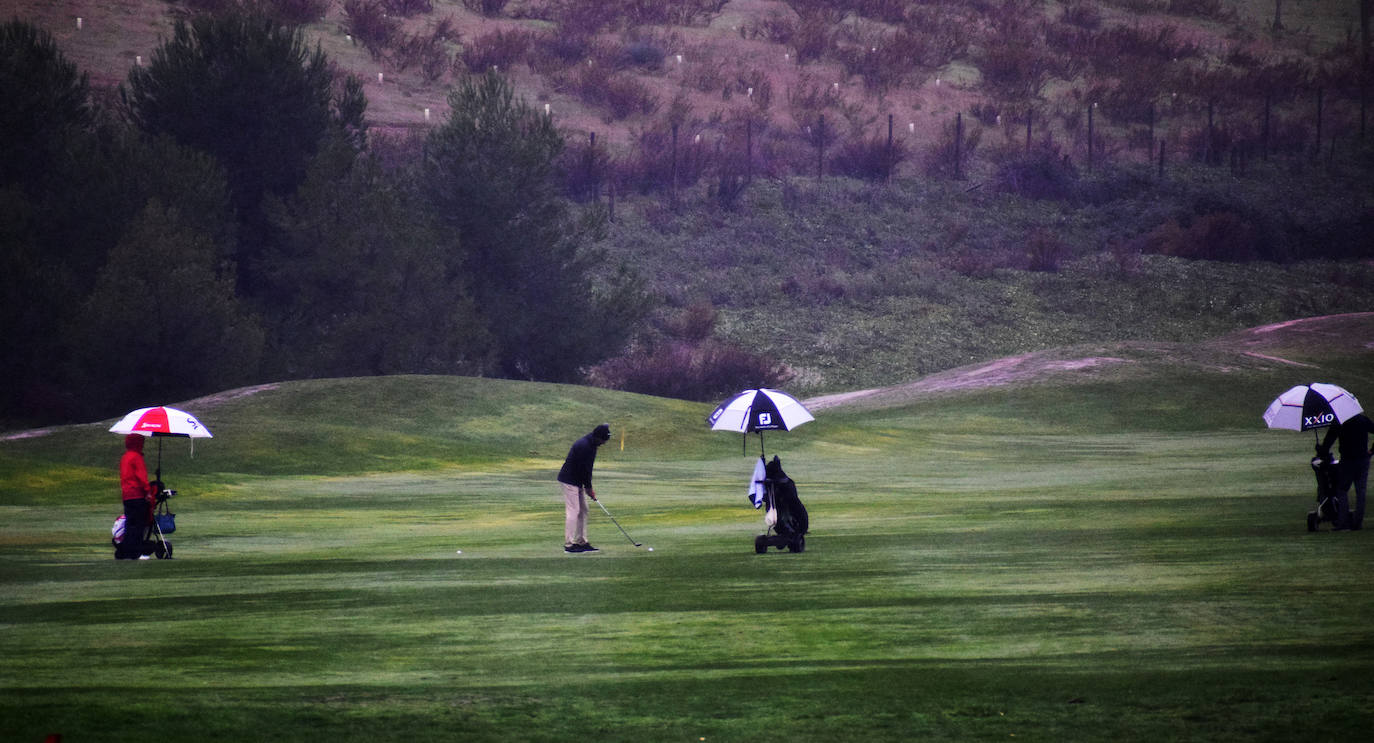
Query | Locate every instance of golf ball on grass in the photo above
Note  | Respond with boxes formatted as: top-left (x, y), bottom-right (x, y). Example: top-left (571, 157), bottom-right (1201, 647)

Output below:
top-left (647, 547), bottom-right (653, 551)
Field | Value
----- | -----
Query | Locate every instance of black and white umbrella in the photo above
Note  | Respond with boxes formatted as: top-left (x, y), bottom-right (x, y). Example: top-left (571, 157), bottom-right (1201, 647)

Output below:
top-left (1263, 383), bottom-right (1363, 434)
top-left (707, 388), bottom-right (814, 455)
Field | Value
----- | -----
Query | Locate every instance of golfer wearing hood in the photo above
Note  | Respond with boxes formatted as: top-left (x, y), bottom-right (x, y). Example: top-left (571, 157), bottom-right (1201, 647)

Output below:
top-left (558, 424), bottom-right (611, 553)
top-left (117, 434), bottom-right (158, 559)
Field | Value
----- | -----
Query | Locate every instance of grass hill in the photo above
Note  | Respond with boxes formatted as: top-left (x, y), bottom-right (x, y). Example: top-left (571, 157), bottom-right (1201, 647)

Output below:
top-left (2, 317), bottom-right (1373, 741)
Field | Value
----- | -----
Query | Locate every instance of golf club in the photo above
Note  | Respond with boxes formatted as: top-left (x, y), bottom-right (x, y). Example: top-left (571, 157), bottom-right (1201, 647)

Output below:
top-left (594, 498), bottom-right (642, 547)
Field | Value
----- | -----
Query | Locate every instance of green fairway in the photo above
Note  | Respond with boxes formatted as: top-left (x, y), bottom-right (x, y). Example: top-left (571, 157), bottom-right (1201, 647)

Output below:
top-left (4, 346), bottom-right (1374, 741)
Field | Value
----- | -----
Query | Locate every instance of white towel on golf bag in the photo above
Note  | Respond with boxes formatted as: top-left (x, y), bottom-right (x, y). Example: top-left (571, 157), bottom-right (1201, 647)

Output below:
top-left (749, 456), bottom-right (767, 508)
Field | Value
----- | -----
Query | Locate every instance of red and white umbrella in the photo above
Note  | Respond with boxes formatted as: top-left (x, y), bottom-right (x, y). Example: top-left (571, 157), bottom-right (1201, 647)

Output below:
top-left (111, 406), bottom-right (214, 438)
top-left (110, 406), bottom-right (213, 480)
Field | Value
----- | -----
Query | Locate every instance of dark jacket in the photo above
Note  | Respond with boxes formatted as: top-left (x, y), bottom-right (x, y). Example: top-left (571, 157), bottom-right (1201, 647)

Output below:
top-left (557, 425), bottom-right (610, 488)
top-left (1320, 413), bottom-right (1373, 463)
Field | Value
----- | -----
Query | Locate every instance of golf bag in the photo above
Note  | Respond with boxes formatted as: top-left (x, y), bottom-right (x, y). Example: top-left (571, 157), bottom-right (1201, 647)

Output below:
top-left (1306, 455), bottom-right (1348, 532)
top-left (112, 487), bottom-right (175, 559)
top-left (754, 456), bottom-right (808, 553)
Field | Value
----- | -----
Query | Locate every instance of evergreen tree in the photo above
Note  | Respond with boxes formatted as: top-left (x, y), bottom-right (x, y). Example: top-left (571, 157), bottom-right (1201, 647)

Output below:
top-left (422, 72), bottom-right (645, 381)
top-left (0, 20), bottom-right (93, 190)
top-left (264, 137), bottom-right (491, 378)
top-left (120, 10), bottom-right (366, 298)
top-left (68, 199), bottom-right (264, 413)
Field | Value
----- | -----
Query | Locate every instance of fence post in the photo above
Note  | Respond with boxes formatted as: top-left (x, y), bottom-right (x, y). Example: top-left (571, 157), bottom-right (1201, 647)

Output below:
top-left (671, 123), bottom-right (679, 202)
top-left (1262, 94), bottom-right (1271, 161)
top-left (746, 119), bottom-right (753, 183)
top-left (816, 115), bottom-right (826, 179)
top-left (1148, 102), bottom-right (1155, 160)
top-left (588, 132), bottom-right (598, 201)
top-left (886, 113), bottom-right (894, 182)
top-left (1206, 99), bottom-right (1215, 165)
top-left (954, 112), bottom-right (963, 180)
top-left (1158, 138), bottom-right (1166, 178)
top-left (1087, 102), bottom-right (1094, 169)
top-left (1315, 86), bottom-right (1324, 161)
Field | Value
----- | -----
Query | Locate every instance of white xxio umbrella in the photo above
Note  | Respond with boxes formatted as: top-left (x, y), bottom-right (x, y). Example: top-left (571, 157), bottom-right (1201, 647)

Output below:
top-left (1263, 383), bottom-right (1363, 435)
top-left (110, 406), bottom-right (213, 480)
top-left (707, 388), bottom-right (814, 455)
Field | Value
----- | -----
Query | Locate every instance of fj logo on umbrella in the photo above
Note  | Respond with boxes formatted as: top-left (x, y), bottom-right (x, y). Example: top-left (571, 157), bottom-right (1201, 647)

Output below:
top-left (758, 413), bottom-right (772, 426)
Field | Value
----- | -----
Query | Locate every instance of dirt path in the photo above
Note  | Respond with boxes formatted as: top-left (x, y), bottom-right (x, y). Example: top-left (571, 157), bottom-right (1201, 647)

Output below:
top-left (806, 312), bottom-right (1374, 411)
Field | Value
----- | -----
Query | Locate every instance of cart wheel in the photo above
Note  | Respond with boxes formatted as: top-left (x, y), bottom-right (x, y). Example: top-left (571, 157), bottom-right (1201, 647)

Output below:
top-left (1307, 512), bottom-right (1317, 532)
top-left (755, 535), bottom-right (768, 554)
top-left (788, 535), bottom-right (805, 553)
top-left (156, 542), bottom-right (173, 559)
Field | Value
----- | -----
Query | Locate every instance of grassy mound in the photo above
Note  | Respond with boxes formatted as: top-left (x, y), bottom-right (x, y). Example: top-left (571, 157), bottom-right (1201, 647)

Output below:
top-left (2, 319), bottom-right (1373, 741)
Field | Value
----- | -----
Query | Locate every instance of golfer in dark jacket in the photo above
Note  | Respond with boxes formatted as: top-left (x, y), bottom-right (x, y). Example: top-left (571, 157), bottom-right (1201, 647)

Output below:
top-left (558, 424), bottom-right (610, 552)
top-left (1318, 412), bottom-right (1374, 530)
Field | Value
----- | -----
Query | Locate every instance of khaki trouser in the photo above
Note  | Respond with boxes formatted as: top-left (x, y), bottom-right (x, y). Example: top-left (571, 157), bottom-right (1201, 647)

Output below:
top-left (562, 482), bottom-right (589, 546)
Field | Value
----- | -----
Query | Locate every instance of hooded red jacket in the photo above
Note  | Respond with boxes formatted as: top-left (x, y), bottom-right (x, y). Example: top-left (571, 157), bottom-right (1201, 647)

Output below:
top-left (120, 434), bottom-right (154, 501)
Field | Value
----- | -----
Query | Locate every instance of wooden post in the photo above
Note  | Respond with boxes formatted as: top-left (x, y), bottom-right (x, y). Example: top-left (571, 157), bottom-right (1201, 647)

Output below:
top-left (746, 119), bottom-right (753, 183)
top-left (1087, 103), bottom-right (1094, 169)
top-left (1158, 138), bottom-right (1166, 178)
top-left (1206, 99), bottom-right (1215, 165)
top-left (954, 112), bottom-right (963, 180)
top-left (816, 115), bottom-right (825, 179)
top-left (671, 123), bottom-right (679, 201)
top-left (1148, 102), bottom-right (1155, 160)
top-left (1262, 94), bottom-right (1271, 161)
top-left (1315, 86), bottom-right (1324, 160)
top-left (886, 114), bottom-right (894, 182)
top-left (588, 132), bottom-right (598, 201)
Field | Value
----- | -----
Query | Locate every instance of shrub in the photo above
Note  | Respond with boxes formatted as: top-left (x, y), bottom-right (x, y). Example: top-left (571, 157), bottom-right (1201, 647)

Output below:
top-left (586, 339), bottom-right (793, 401)
top-left (1166, 0), bottom-right (1235, 22)
top-left (461, 0), bottom-right (508, 16)
top-left (565, 65), bottom-right (660, 121)
top-left (1025, 228), bottom-right (1069, 272)
top-left (1060, 1), bottom-right (1102, 29)
top-left (530, 31), bottom-right (596, 74)
top-left (343, 0), bottom-right (398, 59)
top-left (661, 301), bottom-right (718, 342)
top-left (829, 133), bottom-right (908, 181)
top-left (261, 0), bottom-right (331, 25)
top-left (993, 144), bottom-right (1079, 200)
top-left (619, 33), bottom-right (670, 71)
top-left (789, 15), bottom-right (834, 65)
top-left (1140, 211), bottom-right (1260, 261)
top-left (461, 28), bottom-right (533, 73)
top-left (393, 22), bottom-right (453, 80)
top-left (922, 116), bottom-right (980, 179)
top-left (382, 0), bottom-right (432, 16)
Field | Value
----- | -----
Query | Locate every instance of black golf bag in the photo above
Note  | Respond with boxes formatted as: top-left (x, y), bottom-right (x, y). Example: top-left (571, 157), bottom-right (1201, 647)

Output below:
top-left (754, 456), bottom-right (809, 553)
top-left (1306, 455), bottom-right (1347, 532)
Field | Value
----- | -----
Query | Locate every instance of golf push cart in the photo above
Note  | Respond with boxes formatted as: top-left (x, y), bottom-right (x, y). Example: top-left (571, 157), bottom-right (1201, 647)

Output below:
top-left (1306, 453), bottom-right (1349, 532)
top-left (112, 485), bottom-right (177, 559)
top-left (752, 455), bottom-right (808, 553)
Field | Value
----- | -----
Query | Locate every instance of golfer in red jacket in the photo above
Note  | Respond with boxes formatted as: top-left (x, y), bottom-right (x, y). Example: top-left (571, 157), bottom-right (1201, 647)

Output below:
top-left (117, 434), bottom-right (157, 559)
